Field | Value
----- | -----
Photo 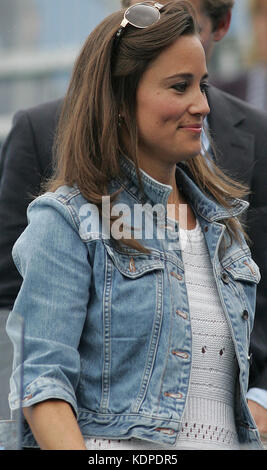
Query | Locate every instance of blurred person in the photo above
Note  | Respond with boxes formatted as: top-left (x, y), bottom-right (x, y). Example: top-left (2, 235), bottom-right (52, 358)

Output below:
top-left (125, 0), bottom-right (267, 445)
top-left (213, 0), bottom-right (267, 111)
top-left (5, 1), bottom-right (263, 450)
top-left (0, 0), bottom-right (266, 443)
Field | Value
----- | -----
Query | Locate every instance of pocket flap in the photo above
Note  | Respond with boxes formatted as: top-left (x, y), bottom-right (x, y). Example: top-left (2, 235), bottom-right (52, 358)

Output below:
top-left (104, 243), bottom-right (164, 279)
top-left (224, 256), bottom-right (261, 284)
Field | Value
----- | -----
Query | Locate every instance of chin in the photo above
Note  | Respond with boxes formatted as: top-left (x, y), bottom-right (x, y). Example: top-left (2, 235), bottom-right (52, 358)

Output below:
top-left (176, 150), bottom-right (201, 164)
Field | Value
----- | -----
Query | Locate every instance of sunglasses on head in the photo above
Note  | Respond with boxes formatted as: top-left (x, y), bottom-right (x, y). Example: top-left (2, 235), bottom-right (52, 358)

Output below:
top-left (114, 2), bottom-right (164, 47)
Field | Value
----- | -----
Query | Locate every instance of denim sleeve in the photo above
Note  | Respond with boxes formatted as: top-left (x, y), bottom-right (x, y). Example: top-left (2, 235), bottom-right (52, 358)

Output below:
top-left (6, 195), bottom-right (92, 416)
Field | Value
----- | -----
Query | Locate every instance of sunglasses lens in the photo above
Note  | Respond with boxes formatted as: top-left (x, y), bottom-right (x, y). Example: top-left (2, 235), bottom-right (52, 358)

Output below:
top-left (125, 4), bottom-right (160, 28)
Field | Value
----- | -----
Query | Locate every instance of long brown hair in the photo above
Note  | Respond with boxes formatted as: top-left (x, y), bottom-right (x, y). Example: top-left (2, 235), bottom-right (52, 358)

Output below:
top-left (47, 1), bottom-right (249, 249)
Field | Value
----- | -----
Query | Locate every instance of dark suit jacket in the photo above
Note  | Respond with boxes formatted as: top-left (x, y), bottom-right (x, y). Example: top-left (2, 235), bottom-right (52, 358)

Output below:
top-left (0, 87), bottom-right (267, 390)
top-left (0, 99), bottom-right (62, 308)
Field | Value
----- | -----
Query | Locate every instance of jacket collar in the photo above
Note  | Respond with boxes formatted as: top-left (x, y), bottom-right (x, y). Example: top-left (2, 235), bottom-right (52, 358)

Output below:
top-left (117, 155), bottom-right (248, 223)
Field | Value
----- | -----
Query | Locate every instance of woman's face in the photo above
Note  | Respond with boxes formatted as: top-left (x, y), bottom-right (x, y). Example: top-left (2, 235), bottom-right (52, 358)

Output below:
top-left (135, 34), bottom-right (210, 181)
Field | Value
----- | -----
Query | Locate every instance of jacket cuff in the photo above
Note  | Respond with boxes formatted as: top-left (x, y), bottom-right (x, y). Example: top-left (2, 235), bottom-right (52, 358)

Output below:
top-left (9, 376), bottom-right (78, 417)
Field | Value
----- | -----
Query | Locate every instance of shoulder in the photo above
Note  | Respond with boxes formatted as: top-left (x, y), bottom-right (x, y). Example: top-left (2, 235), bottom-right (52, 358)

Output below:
top-left (11, 98), bottom-right (63, 150)
top-left (211, 73), bottom-right (248, 102)
top-left (28, 186), bottom-right (100, 240)
top-left (12, 186), bottom-right (94, 276)
top-left (0, 99), bottom-right (64, 180)
top-left (29, 183), bottom-right (129, 243)
top-left (29, 185), bottom-right (86, 218)
top-left (13, 98), bottom-right (63, 129)
top-left (2, 98), bottom-right (64, 174)
top-left (208, 85), bottom-right (267, 119)
top-left (208, 85), bottom-right (267, 133)
top-left (3, 98), bottom-right (63, 149)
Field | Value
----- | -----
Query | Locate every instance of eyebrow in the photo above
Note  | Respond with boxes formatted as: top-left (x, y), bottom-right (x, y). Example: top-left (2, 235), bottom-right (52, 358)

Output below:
top-left (163, 72), bottom-right (209, 83)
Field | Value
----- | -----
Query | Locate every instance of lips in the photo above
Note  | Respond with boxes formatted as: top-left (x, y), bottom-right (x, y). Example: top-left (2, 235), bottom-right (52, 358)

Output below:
top-left (179, 123), bottom-right (203, 133)
top-left (180, 123), bottom-right (202, 129)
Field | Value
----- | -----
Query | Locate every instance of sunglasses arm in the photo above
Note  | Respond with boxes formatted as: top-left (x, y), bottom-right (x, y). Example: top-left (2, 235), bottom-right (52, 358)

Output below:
top-left (140, 1), bottom-right (163, 7)
top-left (120, 18), bottom-right (129, 28)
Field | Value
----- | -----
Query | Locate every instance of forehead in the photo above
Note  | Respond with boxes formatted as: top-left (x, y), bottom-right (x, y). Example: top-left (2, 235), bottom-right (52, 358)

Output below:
top-left (141, 34), bottom-right (207, 79)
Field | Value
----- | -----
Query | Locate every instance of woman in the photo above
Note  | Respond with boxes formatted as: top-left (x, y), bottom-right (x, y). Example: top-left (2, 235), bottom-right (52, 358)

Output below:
top-left (7, 1), bottom-right (263, 450)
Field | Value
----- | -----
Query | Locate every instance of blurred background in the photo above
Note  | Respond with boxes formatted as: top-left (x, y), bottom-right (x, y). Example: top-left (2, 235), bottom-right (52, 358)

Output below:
top-left (0, 0), bottom-right (265, 145)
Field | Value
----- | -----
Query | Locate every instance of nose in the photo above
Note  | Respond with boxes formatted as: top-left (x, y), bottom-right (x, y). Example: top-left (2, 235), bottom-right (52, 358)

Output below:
top-left (189, 89), bottom-right (210, 117)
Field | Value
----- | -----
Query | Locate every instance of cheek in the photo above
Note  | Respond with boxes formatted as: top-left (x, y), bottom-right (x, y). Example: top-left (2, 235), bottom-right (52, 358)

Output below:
top-left (161, 102), bottom-right (184, 123)
top-left (137, 94), bottom-right (184, 127)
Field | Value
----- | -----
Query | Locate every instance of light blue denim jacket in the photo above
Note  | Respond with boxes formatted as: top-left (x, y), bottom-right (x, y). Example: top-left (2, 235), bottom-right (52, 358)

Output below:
top-left (7, 157), bottom-right (263, 449)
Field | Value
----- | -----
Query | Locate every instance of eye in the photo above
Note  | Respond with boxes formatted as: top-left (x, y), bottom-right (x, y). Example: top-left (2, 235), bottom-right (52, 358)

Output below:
top-left (200, 82), bottom-right (209, 94)
top-left (171, 81), bottom-right (188, 93)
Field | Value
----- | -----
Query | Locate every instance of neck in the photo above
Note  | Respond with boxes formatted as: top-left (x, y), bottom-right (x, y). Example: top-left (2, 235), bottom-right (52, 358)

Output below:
top-left (168, 179), bottom-right (180, 205)
top-left (139, 160), bottom-right (178, 192)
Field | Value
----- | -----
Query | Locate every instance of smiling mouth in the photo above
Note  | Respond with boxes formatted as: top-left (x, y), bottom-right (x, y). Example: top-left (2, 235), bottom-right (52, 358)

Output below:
top-left (179, 124), bottom-right (202, 133)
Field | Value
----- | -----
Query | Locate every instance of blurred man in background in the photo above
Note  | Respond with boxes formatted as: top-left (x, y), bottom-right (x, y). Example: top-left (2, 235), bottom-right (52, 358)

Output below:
top-left (0, 0), bottom-right (266, 444)
top-left (213, 0), bottom-right (267, 112)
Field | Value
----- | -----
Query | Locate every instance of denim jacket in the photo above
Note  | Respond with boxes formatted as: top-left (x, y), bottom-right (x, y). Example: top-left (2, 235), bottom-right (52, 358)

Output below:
top-left (7, 157), bottom-right (263, 449)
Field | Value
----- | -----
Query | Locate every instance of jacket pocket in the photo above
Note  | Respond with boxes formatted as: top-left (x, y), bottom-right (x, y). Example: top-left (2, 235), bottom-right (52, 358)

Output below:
top-left (222, 255), bottom-right (260, 343)
top-left (103, 243), bottom-right (165, 278)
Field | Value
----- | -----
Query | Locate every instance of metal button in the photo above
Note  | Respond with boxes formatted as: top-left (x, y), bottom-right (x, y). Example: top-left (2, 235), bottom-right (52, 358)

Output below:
top-left (164, 391), bottom-right (183, 400)
top-left (176, 310), bottom-right (188, 320)
top-left (155, 427), bottom-right (175, 435)
top-left (172, 350), bottom-right (189, 359)
top-left (170, 271), bottom-right (183, 281)
top-left (204, 226), bottom-right (209, 232)
top-left (22, 394), bottom-right (33, 403)
top-left (221, 273), bottom-right (230, 284)
top-left (242, 309), bottom-right (249, 320)
top-left (129, 257), bottom-right (136, 273)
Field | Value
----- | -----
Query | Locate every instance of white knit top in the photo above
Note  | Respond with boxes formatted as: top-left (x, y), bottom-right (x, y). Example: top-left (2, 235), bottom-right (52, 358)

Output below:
top-left (174, 219), bottom-right (239, 450)
top-left (85, 219), bottom-right (240, 450)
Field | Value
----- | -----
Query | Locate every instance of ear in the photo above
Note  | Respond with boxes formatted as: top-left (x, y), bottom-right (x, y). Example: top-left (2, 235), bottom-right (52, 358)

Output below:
top-left (213, 11), bottom-right (232, 42)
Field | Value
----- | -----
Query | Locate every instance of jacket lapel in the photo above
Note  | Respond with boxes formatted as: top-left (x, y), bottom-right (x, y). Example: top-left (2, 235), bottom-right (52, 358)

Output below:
top-left (207, 86), bottom-right (255, 188)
